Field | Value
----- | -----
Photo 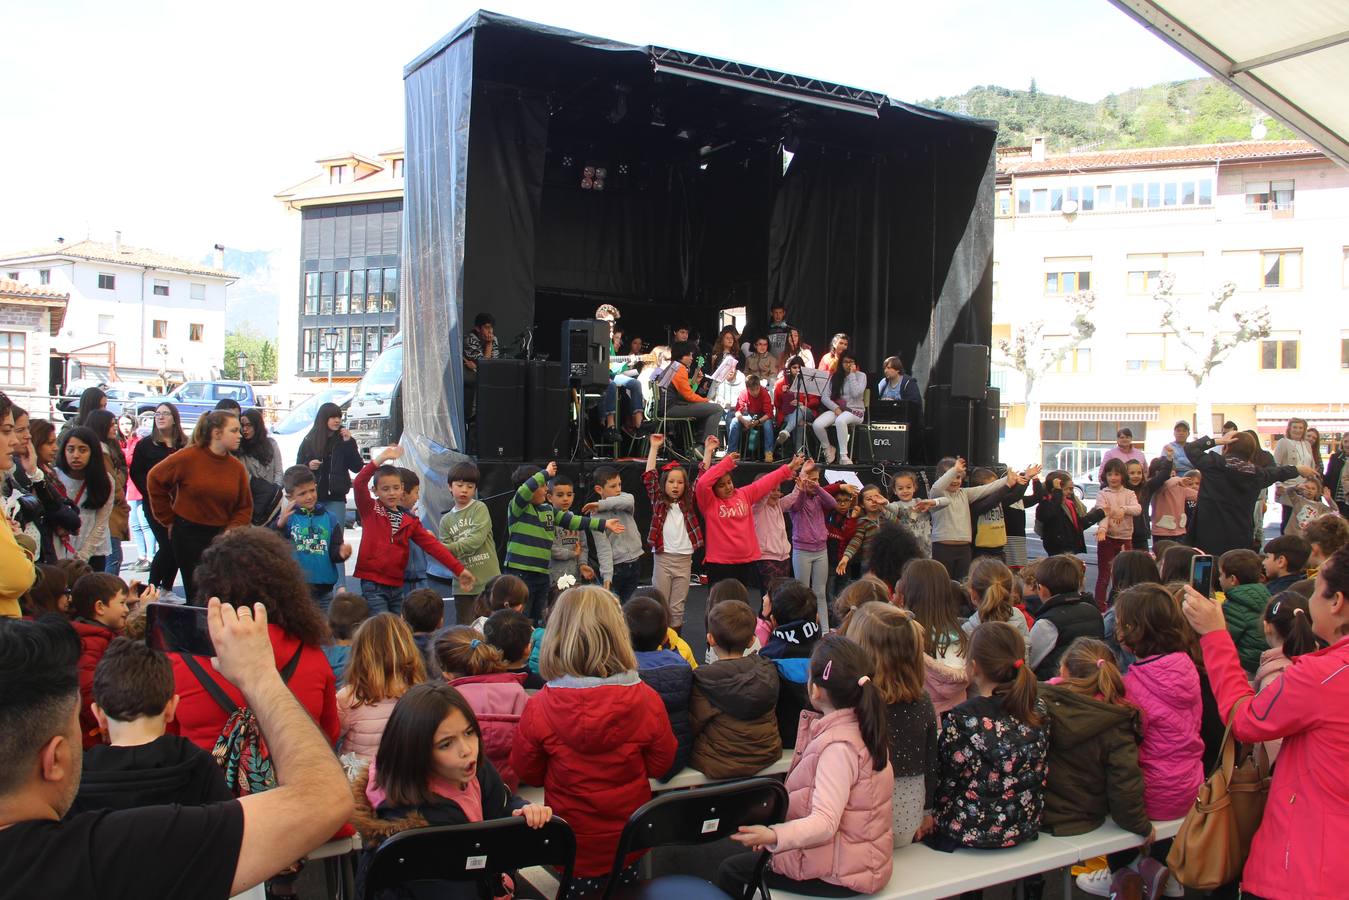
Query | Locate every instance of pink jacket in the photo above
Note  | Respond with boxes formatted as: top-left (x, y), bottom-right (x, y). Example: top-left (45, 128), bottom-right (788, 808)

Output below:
top-left (337, 694), bottom-right (398, 761)
top-left (924, 655), bottom-right (969, 719)
top-left (753, 495), bottom-right (791, 562)
top-left (1123, 652), bottom-right (1204, 820)
top-left (771, 709), bottom-right (894, 893)
top-left (1202, 631), bottom-right (1349, 899)
top-left (1254, 647), bottom-right (1292, 765)
top-left (695, 456), bottom-right (792, 565)
top-left (1150, 476), bottom-right (1196, 537)
top-left (451, 672), bottom-right (528, 791)
top-left (1093, 486), bottom-right (1143, 541)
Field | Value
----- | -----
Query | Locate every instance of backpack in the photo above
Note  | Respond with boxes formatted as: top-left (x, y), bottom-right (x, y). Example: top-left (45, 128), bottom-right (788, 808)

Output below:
top-left (180, 645), bottom-right (304, 797)
top-left (250, 475), bottom-right (285, 527)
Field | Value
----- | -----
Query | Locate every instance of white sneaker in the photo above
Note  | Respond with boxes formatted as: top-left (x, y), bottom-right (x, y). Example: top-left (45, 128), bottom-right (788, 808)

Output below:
top-left (1075, 868), bottom-right (1114, 898)
top-left (839, 455), bottom-right (853, 465)
top-left (824, 446), bottom-right (837, 464)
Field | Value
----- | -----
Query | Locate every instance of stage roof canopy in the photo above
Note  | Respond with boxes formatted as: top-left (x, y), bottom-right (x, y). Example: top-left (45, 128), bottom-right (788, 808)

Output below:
top-left (1110, 0), bottom-right (1349, 168)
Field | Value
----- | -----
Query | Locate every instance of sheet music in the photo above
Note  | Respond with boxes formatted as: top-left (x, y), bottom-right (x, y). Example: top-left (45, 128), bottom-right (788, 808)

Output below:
top-left (656, 360), bottom-right (682, 389)
top-left (793, 367), bottom-right (829, 396)
top-left (710, 355), bottom-right (738, 383)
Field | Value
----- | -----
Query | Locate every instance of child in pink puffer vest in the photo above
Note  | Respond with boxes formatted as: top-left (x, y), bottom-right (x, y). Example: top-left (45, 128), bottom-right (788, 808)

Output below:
top-left (718, 635), bottom-right (893, 896)
top-left (435, 626), bottom-right (528, 792)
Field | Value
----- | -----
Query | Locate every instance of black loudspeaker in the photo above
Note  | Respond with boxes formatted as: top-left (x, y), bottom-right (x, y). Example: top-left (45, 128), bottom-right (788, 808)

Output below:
top-left (924, 384), bottom-right (973, 465)
top-left (975, 387), bottom-right (1001, 466)
top-left (869, 422), bottom-right (909, 464)
top-left (476, 359), bottom-right (525, 460)
top-left (561, 319), bottom-right (609, 389)
top-left (951, 343), bottom-right (990, 401)
top-left (526, 360), bottom-right (570, 460)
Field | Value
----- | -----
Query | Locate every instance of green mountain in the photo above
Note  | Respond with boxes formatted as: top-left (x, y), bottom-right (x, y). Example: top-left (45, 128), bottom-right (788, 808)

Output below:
top-left (921, 77), bottom-right (1296, 152)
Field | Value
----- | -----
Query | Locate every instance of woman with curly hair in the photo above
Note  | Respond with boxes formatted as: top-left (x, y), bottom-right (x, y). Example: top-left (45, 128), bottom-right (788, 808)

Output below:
top-left (168, 526), bottom-right (338, 752)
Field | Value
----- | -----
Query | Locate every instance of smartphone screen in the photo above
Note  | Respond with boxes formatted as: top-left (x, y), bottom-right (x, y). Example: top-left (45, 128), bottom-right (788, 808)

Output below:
top-left (1189, 554), bottom-right (1215, 598)
top-left (145, 603), bottom-right (215, 657)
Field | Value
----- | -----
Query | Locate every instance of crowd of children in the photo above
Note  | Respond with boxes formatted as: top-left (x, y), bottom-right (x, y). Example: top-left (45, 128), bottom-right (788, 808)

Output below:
top-left (13, 412), bottom-right (1349, 900)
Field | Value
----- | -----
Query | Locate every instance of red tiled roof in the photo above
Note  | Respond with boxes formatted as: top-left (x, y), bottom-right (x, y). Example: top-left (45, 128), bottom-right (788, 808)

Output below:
top-left (998, 140), bottom-right (1322, 176)
top-left (0, 278), bottom-right (69, 303)
top-left (0, 240), bottom-right (235, 280)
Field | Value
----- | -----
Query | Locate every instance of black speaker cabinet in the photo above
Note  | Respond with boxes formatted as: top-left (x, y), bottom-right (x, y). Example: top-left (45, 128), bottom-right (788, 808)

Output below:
top-left (975, 387), bottom-right (1001, 466)
top-left (924, 383), bottom-right (972, 465)
top-left (951, 343), bottom-right (990, 401)
top-left (869, 422), bottom-right (909, 464)
top-left (475, 359), bottom-right (525, 460)
top-left (561, 319), bottom-right (610, 389)
top-left (526, 360), bottom-right (570, 460)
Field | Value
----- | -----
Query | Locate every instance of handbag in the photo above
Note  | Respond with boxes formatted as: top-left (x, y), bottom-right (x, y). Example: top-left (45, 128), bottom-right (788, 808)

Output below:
top-left (1166, 698), bottom-right (1271, 890)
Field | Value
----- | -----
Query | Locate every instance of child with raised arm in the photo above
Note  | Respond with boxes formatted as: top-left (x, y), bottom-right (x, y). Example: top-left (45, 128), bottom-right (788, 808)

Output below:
top-left (1091, 459), bottom-right (1143, 609)
top-left (835, 484), bottom-right (894, 580)
top-left (780, 459), bottom-right (837, 601)
top-left (353, 447), bottom-right (473, 615)
top-left (929, 456), bottom-right (1035, 581)
top-left (886, 469), bottom-right (946, 557)
top-left (504, 460), bottom-right (623, 621)
top-left (581, 466), bottom-right (643, 602)
top-left (643, 434), bottom-right (702, 631)
top-left (695, 436), bottom-right (804, 585)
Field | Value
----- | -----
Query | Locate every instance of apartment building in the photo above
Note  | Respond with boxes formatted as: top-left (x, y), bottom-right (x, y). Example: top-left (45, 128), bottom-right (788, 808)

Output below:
top-left (273, 151), bottom-right (404, 396)
top-left (992, 139), bottom-right (1349, 475)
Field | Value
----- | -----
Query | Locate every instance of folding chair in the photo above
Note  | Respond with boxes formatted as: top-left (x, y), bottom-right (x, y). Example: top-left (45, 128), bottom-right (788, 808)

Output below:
top-left (362, 816), bottom-right (576, 900)
top-left (600, 777), bottom-right (789, 900)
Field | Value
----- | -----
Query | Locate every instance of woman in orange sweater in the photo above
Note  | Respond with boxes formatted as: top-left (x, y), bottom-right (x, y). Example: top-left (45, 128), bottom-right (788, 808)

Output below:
top-left (147, 409), bottom-right (252, 604)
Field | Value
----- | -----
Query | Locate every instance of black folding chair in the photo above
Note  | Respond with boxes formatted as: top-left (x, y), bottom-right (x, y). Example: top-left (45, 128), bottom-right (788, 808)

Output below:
top-left (362, 816), bottom-right (576, 900)
top-left (600, 777), bottom-right (789, 900)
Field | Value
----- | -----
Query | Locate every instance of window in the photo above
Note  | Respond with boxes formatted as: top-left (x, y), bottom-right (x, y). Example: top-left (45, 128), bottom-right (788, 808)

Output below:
top-left (392, 158), bottom-right (404, 179)
top-left (1096, 186), bottom-right (1112, 209)
top-left (0, 333), bottom-right (25, 385)
top-left (1127, 252), bottom-right (1202, 294)
top-left (1245, 179), bottom-right (1295, 212)
top-left (152, 320), bottom-right (167, 339)
top-left (319, 271), bottom-right (335, 315)
top-left (1017, 189), bottom-right (1030, 214)
top-left (329, 164), bottom-right (346, 184)
top-left (1124, 333), bottom-right (1165, 371)
top-left (4, 272), bottom-right (17, 281)
top-left (38, 269), bottom-right (50, 285)
top-left (98, 315), bottom-right (114, 334)
top-left (1032, 189), bottom-right (1048, 213)
top-left (1044, 257), bottom-right (1092, 295)
top-left (1130, 183), bottom-right (1144, 209)
top-left (1342, 335), bottom-right (1348, 369)
top-left (152, 279), bottom-right (169, 297)
top-left (1050, 188), bottom-right (1064, 212)
top-left (177, 382), bottom-right (209, 401)
top-left (98, 273), bottom-right (115, 290)
top-left (350, 269), bottom-right (365, 316)
top-left (1146, 182), bottom-right (1161, 208)
top-left (302, 329), bottom-right (318, 372)
top-left (1198, 179), bottom-right (1213, 205)
top-left (304, 273), bottom-right (319, 315)
top-left (348, 327), bottom-right (365, 371)
top-left (190, 282), bottom-right (206, 300)
top-left (1044, 337), bottom-right (1091, 374)
top-left (1164, 183), bottom-right (1178, 206)
top-left (1262, 250), bottom-right (1301, 289)
top-left (189, 323), bottom-right (204, 342)
top-left (1260, 336), bottom-right (1299, 370)
top-left (366, 269), bottom-right (382, 313)
top-left (996, 189), bottom-right (1012, 218)
top-left (382, 267), bottom-right (398, 311)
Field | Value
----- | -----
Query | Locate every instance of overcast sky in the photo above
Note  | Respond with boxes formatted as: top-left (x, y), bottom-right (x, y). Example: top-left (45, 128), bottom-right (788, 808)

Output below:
top-left (0, 0), bottom-right (1201, 260)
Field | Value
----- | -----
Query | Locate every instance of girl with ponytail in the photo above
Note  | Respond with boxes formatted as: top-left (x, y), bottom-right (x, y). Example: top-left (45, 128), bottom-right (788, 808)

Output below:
top-left (720, 635), bottom-right (894, 896)
top-left (932, 621), bottom-right (1049, 850)
top-left (961, 556), bottom-right (1031, 650)
top-left (434, 626), bottom-right (528, 791)
top-left (1255, 591), bottom-right (1323, 765)
top-left (1039, 637), bottom-right (1151, 885)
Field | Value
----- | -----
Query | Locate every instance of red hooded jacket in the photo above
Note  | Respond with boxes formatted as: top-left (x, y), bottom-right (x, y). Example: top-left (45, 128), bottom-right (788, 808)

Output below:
top-left (74, 618), bottom-right (117, 749)
top-left (510, 671), bottom-right (676, 877)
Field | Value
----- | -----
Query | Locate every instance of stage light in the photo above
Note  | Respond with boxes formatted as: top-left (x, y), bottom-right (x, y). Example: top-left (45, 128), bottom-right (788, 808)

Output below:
top-left (561, 155), bottom-right (574, 168)
top-left (618, 163), bottom-right (628, 175)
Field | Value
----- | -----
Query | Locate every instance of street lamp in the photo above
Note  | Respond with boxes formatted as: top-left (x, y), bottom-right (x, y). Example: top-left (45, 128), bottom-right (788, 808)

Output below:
top-left (235, 351), bottom-right (248, 382)
top-left (324, 328), bottom-right (339, 386)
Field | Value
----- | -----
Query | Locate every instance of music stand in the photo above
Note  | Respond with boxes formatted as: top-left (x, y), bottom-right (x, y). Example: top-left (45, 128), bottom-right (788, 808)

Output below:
top-left (788, 367), bottom-right (829, 453)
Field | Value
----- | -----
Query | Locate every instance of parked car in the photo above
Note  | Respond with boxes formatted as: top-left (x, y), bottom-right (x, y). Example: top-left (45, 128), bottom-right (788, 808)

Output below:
top-left (57, 384), bottom-right (153, 421)
top-left (135, 380), bottom-right (258, 429)
top-left (346, 333), bottom-right (403, 460)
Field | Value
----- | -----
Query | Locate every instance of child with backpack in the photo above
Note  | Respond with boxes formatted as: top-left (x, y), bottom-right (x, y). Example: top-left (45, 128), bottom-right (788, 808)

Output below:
top-left (435, 626), bottom-right (529, 792)
top-left (350, 682), bottom-right (553, 898)
top-left (337, 613), bottom-right (427, 763)
top-left (510, 586), bottom-right (676, 897)
top-left (839, 601), bottom-right (938, 847)
top-left (718, 635), bottom-right (894, 896)
top-left (931, 621), bottom-right (1049, 850)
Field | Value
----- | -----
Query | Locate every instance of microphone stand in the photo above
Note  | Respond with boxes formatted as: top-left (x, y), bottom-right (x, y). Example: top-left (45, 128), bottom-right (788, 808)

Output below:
top-left (793, 372), bottom-right (808, 457)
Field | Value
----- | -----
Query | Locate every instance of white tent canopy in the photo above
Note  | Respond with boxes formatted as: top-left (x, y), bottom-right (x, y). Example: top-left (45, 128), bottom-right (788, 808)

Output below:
top-left (1109, 0), bottom-right (1349, 168)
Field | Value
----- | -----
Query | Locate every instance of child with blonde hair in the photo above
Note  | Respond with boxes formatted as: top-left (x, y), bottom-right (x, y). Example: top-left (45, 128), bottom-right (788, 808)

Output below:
top-left (839, 602), bottom-right (938, 846)
top-left (510, 586), bottom-right (677, 897)
top-left (338, 613), bottom-right (427, 762)
top-left (961, 557), bottom-right (1031, 648)
top-left (435, 626), bottom-right (528, 791)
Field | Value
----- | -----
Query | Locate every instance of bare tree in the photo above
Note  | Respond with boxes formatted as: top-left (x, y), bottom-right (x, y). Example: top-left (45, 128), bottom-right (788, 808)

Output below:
top-left (1155, 272), bottom-right (1271, 433)
top-left (996, 289), bottom-right (1096, 459)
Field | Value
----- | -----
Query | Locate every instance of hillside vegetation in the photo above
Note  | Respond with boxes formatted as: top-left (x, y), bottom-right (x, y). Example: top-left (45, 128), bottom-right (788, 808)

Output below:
top-left (921, 77), bottom-right (1296, 152)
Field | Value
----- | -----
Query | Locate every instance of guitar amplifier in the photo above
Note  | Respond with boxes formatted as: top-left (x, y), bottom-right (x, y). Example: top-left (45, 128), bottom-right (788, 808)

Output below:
top-left (869, 422), bottom-right (909, 464)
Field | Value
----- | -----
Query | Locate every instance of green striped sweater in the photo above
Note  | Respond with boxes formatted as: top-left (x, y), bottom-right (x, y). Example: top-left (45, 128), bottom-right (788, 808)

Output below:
top-left (505, 471), bottom-right (608, 575)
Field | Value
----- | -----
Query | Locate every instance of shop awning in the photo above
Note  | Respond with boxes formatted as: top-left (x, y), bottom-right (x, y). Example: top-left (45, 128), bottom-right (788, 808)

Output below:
top-left (1109, 0), bottom-right (1349, 168)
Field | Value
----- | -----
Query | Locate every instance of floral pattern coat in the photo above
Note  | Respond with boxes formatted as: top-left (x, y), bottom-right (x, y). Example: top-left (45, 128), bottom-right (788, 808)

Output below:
top-left (934, 694), bottom-right (1049, 848)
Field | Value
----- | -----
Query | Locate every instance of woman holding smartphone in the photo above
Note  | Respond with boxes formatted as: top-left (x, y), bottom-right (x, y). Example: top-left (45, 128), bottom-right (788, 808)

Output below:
top-left (297, 402), bottom-right (362, 524)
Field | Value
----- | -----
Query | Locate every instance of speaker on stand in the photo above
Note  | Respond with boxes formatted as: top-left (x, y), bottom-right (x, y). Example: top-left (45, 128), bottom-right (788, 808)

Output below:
top-left (951, 343), bottom-right (989, 465)
top-left (475, 359), bottom-right (526, 460)
top-left (526, 360), bottom-right (570, 460)
top-left (560, 320), bottom-right (610, 390)
top-left (976, 387), bottom-right (1001, 466)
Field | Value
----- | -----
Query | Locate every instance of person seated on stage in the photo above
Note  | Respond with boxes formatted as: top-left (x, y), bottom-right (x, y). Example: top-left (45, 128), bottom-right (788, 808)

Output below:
top-left (595, 305), bottom-right (650, 444)
top-left (812, 354), bottom-right (866, 465)
top-left (700, 327), bottom-right (741, 398)
top-left (817, 333), bottom-right (850, 373)
top-left (877, 355), bottom-right (923, 413)
top-left (778, 327), bottom-right (814, 373)
top-left (711, 366), bottom-right (746, 443)
top-left (773, 356), bottom-right (822, 455)
top-left (657, 342), bottom-right (724, 442)
top-left (744, 335), bottom-right (779, 385)
top-left (729, 375), bottom-right (776, 461)
top-left (765, 301), bottom-right (793, 359)
top-left (462, 312), bottom-right (500, 422)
